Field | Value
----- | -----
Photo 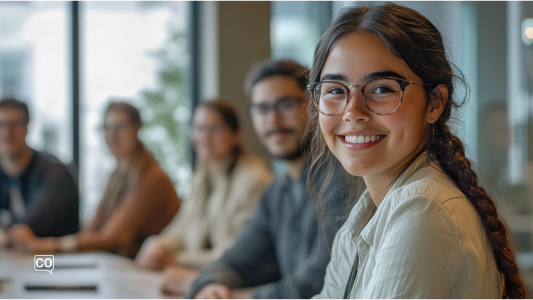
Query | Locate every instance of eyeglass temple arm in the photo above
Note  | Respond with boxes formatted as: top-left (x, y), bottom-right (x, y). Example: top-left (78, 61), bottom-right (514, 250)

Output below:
top-left (406, 81), bottom-right (437, 87)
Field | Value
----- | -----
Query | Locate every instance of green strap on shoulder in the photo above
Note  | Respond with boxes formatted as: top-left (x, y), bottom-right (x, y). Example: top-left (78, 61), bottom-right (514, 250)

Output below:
top-left (343, 254), bottom-right (359, 299)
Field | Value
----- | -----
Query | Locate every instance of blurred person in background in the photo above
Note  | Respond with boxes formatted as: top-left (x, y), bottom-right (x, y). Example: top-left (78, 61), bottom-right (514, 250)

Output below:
top-left (185, 60), bottom-right (354, 299)
top-left (136, 99), bottom-right (272, 294)
top-left (0, 97), bottom-right (79, 244)
top-left (8, 101), bottom-right (180, 259)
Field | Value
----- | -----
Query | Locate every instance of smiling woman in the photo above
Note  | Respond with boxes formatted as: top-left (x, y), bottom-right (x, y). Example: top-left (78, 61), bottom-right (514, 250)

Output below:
top-left (316, 33), bottom-right (438, 195)
top-left (307, 2), bottom-right (528, 299)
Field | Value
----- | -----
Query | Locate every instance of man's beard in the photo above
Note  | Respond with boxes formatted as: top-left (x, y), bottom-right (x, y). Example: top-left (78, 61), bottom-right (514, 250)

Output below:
top-left (1, 144), bottom-right (27, 161)
top-left (262, 128), bottom-right (310, 161)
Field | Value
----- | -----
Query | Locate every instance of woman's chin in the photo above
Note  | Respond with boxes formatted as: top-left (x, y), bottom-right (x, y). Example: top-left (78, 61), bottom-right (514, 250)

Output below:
top-left (340, 158), bottom-right (377, 177)
top-left (108, 149), bottom-right (120, 157)
top-left (109, 148), bottom-right (134, 158)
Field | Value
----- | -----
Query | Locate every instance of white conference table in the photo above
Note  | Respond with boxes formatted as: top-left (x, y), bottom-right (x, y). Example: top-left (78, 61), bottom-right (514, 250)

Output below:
top-left (0, 249), bottom-right (180, 298)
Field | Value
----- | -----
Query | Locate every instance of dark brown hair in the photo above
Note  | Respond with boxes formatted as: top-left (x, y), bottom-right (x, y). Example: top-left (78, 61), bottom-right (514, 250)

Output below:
top-left (307, 2), bottom-right (528, 298)
top-left (197, 98), bottom-right (241, 133)
top-left (196, 98), bottom-right (243, 162)
top-left (105, 101), bottom-right (143, 127)
top-left (0, 97), bottom-right (30, 125)
top-left (244, 59), bottom-right (309, 100)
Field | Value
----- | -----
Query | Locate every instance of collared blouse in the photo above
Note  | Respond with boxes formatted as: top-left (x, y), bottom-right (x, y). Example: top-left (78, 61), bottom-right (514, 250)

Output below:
top-left (314, 153), bottom-right (503, 299)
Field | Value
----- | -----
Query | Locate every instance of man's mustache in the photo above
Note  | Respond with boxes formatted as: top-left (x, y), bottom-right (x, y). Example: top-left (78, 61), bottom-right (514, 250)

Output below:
top-left (265, 128), bottom-right (294, 137)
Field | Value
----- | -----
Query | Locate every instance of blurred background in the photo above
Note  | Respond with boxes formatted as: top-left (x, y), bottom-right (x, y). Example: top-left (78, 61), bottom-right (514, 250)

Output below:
top-left (1, 0), bottom-right (533, 290)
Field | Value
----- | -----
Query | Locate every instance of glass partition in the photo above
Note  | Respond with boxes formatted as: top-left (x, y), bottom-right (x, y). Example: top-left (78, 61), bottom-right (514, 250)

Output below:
top-left (0, 1), bottom-right (71, 163)
top-left (80, 1), bottom-right (191, 222)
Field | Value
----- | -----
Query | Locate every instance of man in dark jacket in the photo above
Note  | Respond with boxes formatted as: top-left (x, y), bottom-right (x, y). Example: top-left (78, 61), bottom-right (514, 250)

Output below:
top-left (0, 97), bottom-right (79, 242)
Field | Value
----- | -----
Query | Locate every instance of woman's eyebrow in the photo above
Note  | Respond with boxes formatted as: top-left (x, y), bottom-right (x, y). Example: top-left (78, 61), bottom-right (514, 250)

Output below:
top-left (363, 71), bottom-right (406, 82)
top-left (321, 73), bottom-right (350, 82)
top-left (321, 71), bottom-right (407, 84)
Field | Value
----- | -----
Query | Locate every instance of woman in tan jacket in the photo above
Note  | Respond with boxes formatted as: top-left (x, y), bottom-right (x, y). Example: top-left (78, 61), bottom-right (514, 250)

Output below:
top-left (8, 102), bottom-right (180, 259)
top-left (135, 99), bottom-right (272, 294)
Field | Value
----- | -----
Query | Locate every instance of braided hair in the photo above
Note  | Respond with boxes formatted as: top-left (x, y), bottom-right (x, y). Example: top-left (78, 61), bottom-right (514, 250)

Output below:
top-left (307, 2), bottom-right (528, 298)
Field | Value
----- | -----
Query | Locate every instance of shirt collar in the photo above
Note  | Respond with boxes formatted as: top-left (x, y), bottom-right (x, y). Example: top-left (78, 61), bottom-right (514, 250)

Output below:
top-left (280, 156), bottom-right (311, 185)
top-left (1, 148), bottom-right (37, 181)
top-left (349, 151), bottom-right (431, 238)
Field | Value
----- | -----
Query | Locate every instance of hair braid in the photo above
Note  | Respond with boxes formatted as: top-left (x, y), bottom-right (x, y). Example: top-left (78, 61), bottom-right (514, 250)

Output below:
top-left (428, 121), bottom-right (529, 299)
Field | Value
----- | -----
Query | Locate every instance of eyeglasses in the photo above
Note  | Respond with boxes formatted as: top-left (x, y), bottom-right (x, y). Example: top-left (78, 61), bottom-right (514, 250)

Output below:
top-left (248, 96), bottom-right (303, 123)
top-left (103, 123), bottom-right (133, 133)
top-left (192, 124), bottom-right (226, 135)
top-left (0, 121), bottom-right (26, 130)
top-left (307, 77), bottom-right (434, 116)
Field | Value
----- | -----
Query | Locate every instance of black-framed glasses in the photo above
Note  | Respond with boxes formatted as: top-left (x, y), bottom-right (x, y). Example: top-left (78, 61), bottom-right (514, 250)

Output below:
top-left (103, 122), bottom-right (134, 133)
top-left (0, 120), bottom-right (26, 130)
top-left (307, 77), bottom-right (434, 116)
top-left (192, 124), bottom-right (226, 135)
top-left (248, 96), bottom-right (303, 123)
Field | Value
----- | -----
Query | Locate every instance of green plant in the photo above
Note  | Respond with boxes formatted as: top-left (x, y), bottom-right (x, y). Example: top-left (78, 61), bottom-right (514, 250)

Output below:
top-left (136, 24), bottom-right (192, 197)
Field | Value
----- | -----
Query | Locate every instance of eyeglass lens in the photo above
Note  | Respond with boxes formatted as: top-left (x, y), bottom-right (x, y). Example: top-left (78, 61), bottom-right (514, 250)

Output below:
top-left (250, 97), bottom-right (301, 122)
top-left (314, 78), bottom-right (403, 115)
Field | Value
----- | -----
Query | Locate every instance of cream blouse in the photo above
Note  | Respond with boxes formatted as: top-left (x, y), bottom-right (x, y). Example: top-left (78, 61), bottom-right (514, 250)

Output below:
top-left (314, 153), bottom-right (503, 298)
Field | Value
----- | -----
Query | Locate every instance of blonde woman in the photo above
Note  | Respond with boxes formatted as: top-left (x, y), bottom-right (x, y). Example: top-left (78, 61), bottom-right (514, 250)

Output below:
top-left (135, 99), bottom-right (272, 295)
top-left (9, 102), bottom-right (180, 259)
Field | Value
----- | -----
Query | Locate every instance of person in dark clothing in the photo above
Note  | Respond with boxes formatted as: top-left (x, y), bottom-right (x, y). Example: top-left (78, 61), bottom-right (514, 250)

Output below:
top-left (0, 97), bottom-right (79, 240)
top-left (180, 60), bottom-right (357, 299)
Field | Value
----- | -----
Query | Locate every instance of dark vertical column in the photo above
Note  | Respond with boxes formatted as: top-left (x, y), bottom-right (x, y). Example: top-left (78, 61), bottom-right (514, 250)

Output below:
top-left (71, 1), bottom-right (80, 180)
top-left (188, 1), bottom-right (200, 167)
top-left (189, 2), bottom-right (200, 110)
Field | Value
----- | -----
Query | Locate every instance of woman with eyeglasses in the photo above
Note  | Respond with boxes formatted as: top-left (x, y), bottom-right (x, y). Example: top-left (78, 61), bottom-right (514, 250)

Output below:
top-left (307, 3), bottom-right (528, 299)
top-left (9, 102), bottom-right (180, 259)
top-left (135, 99), bottom-right (272, 295)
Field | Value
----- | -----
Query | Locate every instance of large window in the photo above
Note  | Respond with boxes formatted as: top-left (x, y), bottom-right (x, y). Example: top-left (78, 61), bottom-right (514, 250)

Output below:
top-left (80, 1), bottom-right (191, 222)
top-left (0, 1), bottom-right (192, 224)
top-left (0, 1), bottom-right (72, 163)
top-left (271, 1), bottom-right (331, 67)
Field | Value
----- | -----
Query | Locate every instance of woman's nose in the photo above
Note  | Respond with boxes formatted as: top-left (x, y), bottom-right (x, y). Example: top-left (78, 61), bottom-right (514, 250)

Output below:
top-left (342, 92), bottom-right (371, 123)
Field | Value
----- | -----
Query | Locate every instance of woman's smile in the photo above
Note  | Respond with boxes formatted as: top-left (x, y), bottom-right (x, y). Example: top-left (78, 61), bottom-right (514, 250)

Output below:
top-left (337, 130), bottom-right (387, 151)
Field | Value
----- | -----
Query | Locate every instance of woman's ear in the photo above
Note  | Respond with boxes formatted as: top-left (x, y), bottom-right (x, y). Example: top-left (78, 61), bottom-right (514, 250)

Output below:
top-left (427, 84), bottom-right (448, 123)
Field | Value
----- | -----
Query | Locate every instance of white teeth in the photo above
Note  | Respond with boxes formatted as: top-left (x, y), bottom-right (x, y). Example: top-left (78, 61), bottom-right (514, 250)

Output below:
top-left (345, 135), bottom-right (385, 144)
